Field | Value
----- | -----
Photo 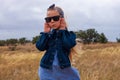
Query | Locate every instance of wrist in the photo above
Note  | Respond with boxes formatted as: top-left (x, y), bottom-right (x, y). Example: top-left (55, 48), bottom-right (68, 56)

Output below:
top-left (44, 30), bottom-right (50, 33)
top-left (44, 31), bottom-right (50, 33)
top-left (44, 29), bottom-right (50, 33)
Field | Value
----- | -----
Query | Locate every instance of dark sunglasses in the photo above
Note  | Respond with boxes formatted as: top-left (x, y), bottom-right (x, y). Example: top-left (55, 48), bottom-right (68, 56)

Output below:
top-left (45, 15), bottom-right (60, 23)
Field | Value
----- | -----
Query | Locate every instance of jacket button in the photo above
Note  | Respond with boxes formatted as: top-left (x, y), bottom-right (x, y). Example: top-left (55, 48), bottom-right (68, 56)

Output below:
top-left (50, 60), bottom-right (53, 62)
top-left (52, 53), bottom-right (54, 55)
top-left (60, 59), bottom-right (62, 61)
top-left (61, 66), bottom-right (64, 69)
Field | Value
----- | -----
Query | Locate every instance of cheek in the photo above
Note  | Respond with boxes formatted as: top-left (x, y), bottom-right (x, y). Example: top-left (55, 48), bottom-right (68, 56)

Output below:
top-left (56, 22), bottom-right (61, 28)
top-left (48, 21), bottom-right (61, 27)
top-left (47, 23), bottom-right (54, 27)
top-left (57, 21), bottom-right (61, 25)
top-left (57, 20), bottom-right (61, 25)
top-left (48, 23), bottom-right (52, 27)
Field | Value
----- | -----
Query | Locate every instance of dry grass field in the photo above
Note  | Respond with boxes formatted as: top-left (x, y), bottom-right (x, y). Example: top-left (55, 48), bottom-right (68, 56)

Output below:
top-left (0, 43), bottom-right (120, 80)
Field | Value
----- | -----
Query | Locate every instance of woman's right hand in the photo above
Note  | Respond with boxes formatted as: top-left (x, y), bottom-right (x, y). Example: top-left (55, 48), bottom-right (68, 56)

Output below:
top-left (59, 18), bottom-right (67, 30)
top-left (44, 23), bottom-right (51, 33)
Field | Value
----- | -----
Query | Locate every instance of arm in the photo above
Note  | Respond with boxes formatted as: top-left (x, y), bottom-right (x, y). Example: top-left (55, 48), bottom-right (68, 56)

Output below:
top-left (59, 30), bottom-right (76, 50)
top-left (36, 32), bottom-right (50, 51)
top-left (36, 23), bottom-right (51, 51)
top-left (58, 18), bottom-right (76, 49)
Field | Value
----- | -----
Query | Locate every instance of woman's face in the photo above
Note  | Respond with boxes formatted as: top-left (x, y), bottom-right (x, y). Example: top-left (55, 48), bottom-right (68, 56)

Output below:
top-left (46, 10), bottom-right (61, 29)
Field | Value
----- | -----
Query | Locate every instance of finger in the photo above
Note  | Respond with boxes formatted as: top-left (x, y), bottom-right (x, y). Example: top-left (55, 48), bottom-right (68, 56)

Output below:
top-left (61, 18), bottom-right (65, 22)
top-left (44, 23), bottom-right (48, 26)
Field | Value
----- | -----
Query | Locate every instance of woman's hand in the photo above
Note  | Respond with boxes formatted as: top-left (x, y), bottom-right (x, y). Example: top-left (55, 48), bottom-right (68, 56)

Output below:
top-left (59, 18), bottom-right (67, 30)
top-left (44, 23), bottom-right (51, 33)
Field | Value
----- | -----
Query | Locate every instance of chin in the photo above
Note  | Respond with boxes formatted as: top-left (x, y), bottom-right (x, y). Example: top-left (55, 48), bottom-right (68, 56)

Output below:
top-left (52, 27), bottom-right (59, 30)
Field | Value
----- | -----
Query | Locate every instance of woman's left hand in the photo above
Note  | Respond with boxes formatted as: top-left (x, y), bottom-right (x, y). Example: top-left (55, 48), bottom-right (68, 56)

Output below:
top-left (59, 18), bottom-right (67, 30)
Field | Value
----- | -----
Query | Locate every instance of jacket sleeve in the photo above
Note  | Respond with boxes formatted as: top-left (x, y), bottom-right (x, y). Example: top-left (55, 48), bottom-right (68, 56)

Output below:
top-left (59, 30), bottom-right (76, 50)
top-left (36, 32), bottom-right (50, 51)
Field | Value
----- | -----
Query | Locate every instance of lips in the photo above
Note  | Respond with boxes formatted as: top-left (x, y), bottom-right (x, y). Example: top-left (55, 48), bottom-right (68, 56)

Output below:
top-left (51, 24), bottom-right (55, 26)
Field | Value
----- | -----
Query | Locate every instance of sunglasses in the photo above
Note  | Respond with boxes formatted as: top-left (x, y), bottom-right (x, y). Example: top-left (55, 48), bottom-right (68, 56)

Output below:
top-left (45, 15), bottom-right (60, 23)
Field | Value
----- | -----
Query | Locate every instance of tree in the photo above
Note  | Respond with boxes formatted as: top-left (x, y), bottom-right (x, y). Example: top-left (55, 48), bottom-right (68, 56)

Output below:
top-left (76, 28), bottom-right (108, 44)
top-left (76, 30), bottom-right (88, 44)
top-left (19, 37), bottom-right (26, 45)
top-left (99, 33), bottom-right (108, 43)
top-left (116, 38), bottom-right (120, 42)
top-left (5, 38), bottom-right (18, 51)
top-left (116, 34), bottom-right (120, 42)
top-left (86, 29), bottom-right (100, 43)
top-left (0, 40), bottom-right (6, 46)
top-left (32, 35), bottom-right (40, 44)
top-left (6, 39), bottom-right (18, 46)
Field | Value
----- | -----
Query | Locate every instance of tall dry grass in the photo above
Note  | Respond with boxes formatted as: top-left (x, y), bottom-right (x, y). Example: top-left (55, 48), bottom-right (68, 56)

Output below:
top-left (0, 44), bottom-right (43, 80)
top-left (0, 43), bottom-right (120, 80)
top-left (72, 43), bottom-right (120, 80)
top-left (0, 52), bottom-right (44, 80)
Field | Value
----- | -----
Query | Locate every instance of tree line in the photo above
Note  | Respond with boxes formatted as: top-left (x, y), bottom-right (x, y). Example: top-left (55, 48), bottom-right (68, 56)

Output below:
top-left (75, 28), bottom-right (108, 44)
top-left (0, 28), bottom-right (120, 46)
top-left (76, 28), bottom-right (120, 44)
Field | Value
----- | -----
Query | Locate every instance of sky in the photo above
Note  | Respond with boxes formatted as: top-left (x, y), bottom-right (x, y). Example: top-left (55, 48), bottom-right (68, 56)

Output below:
top-left (0, 0), bottom-right (120, 42)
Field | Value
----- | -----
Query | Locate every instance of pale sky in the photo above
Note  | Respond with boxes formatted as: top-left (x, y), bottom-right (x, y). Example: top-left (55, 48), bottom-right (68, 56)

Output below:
top-left (0, 0), bottom-right (120, 41)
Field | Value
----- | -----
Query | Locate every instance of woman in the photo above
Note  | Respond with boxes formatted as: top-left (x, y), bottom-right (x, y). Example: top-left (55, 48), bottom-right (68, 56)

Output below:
top-left (36, 4), bottom-right (80, 80)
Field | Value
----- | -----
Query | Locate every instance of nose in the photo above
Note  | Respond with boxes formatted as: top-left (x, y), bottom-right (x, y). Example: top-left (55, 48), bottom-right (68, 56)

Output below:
top-left (51, 19), bottom-right (54, 22)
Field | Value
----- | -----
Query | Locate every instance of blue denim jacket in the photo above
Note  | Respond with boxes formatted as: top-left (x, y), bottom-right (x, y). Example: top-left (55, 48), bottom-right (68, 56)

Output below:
top-left (36, 29), bottom-right (76, 69)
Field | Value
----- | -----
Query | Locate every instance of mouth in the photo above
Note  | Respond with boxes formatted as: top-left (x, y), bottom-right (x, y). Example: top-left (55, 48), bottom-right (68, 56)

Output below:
top-left (51, 24), bottom-right (56, 27)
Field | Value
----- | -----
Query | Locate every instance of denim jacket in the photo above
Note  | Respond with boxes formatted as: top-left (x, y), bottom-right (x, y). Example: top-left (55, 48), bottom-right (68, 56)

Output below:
top-left (36, 29), bottom-right (76, 69)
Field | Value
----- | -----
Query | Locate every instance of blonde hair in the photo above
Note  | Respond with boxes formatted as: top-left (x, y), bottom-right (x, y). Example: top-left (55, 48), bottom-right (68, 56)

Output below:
top-left (69, 42), bottom-right (82, 62)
